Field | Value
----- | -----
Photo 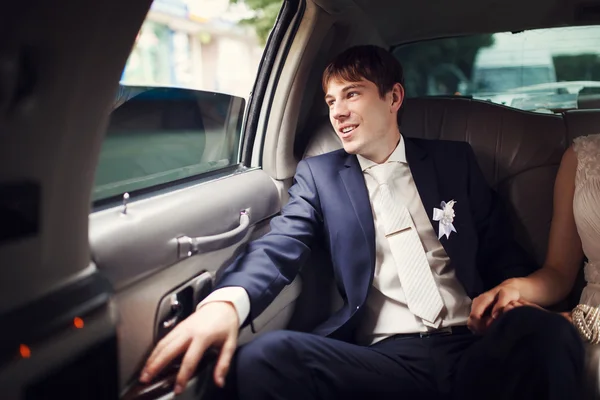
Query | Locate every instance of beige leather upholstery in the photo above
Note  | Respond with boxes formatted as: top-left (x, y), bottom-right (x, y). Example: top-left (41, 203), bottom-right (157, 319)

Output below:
top-left (401, 98), bottom-right (568, 265)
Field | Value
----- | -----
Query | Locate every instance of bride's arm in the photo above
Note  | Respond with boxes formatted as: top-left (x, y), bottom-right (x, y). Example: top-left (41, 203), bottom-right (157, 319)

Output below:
top-left (502, 146), bottom-right (584, 307)
top-left (469, 146), bottom-right (586, 333)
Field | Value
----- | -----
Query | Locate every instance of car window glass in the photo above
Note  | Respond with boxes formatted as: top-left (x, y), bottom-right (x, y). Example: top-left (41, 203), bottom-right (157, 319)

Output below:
top-left (92, 0), bottom-right (282, 203)
top-left (393, 25), bottom-right (600, 113)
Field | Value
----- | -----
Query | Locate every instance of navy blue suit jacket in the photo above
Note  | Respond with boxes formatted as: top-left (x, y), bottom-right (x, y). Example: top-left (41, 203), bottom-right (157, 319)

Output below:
top-left (216, 138), bottom-right (536, 340)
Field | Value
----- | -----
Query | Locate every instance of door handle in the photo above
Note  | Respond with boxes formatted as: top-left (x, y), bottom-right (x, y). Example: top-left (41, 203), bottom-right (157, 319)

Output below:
top-left (155, 273), bottom-right (213, 342)
top-left (162, 294), bottom-right (183, 329)
top-left (176, 209), bottom-right (250, 259)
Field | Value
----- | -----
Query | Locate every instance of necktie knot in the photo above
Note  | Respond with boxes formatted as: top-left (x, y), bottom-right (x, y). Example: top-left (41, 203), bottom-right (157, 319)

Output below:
top-left (367, 162), bottom-right (397, 186)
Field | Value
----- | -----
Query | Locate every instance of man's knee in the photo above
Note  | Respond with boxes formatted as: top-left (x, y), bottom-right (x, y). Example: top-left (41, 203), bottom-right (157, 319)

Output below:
top-left (498, 307), bottom-right (577, 339)
top-left (495, 307), bottom-right (584, 362)
top-left (231, 330), bottom-right (313, 398)
top-left (235, 330), bottom-right (304, 372)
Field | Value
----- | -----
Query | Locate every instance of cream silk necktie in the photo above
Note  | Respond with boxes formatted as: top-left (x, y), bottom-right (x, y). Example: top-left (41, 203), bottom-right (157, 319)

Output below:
top-left (367, 162), bottom-right (444, 325)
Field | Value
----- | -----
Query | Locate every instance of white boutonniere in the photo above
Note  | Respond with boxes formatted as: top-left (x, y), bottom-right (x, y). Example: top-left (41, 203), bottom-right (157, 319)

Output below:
top-left (433, 200), bottom-right (457, 239)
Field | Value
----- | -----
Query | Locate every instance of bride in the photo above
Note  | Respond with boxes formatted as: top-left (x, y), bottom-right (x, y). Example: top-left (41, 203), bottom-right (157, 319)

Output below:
top-left (468, 133), bottom-right (600, 394)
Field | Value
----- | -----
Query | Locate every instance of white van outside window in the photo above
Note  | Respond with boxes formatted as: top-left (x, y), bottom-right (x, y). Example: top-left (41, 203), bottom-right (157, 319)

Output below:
top-left (393, 25), bottom-right (600, 113)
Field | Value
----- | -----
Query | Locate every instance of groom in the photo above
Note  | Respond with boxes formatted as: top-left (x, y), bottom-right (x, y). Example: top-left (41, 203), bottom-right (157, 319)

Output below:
top-left (140, 45), bottom-right (584, 399)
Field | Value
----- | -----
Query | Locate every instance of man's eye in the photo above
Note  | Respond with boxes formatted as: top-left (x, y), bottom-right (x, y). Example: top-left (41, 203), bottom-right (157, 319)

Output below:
top-left (327, 100), bottom-right (335, 106)
top-left (348, 92), bottom-right (358, 98)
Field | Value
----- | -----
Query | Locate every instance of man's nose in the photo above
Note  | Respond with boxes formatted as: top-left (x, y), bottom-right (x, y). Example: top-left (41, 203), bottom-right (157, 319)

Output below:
top-left (331, 101), bottom-right (350, 121)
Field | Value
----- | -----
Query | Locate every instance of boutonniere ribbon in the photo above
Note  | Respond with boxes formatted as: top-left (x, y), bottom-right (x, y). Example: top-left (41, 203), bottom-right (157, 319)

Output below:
top-left (433, 200), bottom-right (457, 239)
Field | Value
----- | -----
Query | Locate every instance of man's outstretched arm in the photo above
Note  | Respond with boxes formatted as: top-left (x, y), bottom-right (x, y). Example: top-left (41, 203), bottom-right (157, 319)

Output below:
top-left (139, 159), bottom-right (324, 392)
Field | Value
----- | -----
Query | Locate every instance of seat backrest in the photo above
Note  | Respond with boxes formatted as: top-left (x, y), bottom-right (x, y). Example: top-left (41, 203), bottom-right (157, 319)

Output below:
top-left (402, 98), bottom-right (567, 265)
top-left (564, 110), bottom-right (600, 143)
top-left (302, 98), bottom-right (569, 265)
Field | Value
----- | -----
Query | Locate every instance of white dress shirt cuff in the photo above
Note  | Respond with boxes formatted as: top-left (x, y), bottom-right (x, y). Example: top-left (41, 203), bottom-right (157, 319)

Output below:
top-left (196, 286), bottom-right (251, 328)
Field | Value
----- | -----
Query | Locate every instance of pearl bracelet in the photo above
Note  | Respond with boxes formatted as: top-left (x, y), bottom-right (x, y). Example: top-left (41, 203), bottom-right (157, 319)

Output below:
top-left (572, 304), bottom-right (600, 344)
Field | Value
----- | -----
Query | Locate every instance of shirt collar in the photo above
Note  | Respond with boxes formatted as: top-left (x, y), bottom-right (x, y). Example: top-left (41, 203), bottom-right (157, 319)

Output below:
top-left (356, 135), bottom-right (407, 172)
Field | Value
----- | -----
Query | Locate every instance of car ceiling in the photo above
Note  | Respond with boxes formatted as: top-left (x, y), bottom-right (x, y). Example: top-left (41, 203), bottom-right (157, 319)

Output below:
top-left (314, 0), bottom-right (600, 45)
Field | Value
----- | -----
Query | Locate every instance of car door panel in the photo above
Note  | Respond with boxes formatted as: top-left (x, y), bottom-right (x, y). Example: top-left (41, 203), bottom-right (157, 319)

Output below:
top-left (89, 168), bottom-right (306, 390)
top-left (90, 169), bottom-right (279, 290)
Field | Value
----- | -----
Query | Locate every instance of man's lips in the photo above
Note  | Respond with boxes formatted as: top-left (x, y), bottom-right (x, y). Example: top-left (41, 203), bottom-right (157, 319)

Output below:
top-left (338, 124), bottom-right (358, 137)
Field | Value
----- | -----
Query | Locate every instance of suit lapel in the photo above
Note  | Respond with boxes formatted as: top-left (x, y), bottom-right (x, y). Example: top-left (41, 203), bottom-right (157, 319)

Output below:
top-left (405, 138), bottom-right (440, 227)
top-left (405, 137), bottom-right (457, 252)
top-left (405, 137), bottom-right (471, 292)
top-left (339, 154), bottom-right (376, 273)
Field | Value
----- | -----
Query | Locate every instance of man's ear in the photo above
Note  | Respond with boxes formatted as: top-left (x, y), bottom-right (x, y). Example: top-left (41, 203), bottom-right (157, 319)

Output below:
top-left (390, 83), bottom-right (405, 113)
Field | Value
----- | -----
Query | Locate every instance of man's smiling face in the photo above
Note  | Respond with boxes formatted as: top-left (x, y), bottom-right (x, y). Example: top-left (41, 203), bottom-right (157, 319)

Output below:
top-left (325, 78), bottom-right (403, 163)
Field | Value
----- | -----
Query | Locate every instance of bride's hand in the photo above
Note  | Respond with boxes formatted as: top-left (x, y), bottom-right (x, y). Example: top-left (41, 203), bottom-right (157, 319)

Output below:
top-left (469, 284), bottom-right (522, 334)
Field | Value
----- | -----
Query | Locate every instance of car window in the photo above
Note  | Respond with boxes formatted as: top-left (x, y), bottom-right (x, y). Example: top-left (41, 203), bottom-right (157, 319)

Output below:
top-left (92, 0), bottom-right (281, 203)
top-left (392, 25), bottom-right (600, 113)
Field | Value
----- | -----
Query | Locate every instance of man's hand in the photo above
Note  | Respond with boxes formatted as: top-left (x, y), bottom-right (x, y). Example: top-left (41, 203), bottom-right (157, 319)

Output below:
top-left (502, 298), bottom-right (544, 313)
top-left (502, 299), bottom-right (572, 322)
top-left (139, 301), bottom-right (239, 394)
top-left (468, 283), bottom-right (522, 334)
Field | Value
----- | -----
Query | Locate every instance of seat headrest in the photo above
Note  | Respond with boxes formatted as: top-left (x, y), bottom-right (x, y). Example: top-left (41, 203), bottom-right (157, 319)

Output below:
top-left (301, 97), bottom-right (567, 187)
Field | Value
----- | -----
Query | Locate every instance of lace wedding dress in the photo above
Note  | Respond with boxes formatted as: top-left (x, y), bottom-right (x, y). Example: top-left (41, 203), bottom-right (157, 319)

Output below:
top-left (574, 134), bottom-right (600, 307)
top-left (573, 134), bottom-right (600, 399)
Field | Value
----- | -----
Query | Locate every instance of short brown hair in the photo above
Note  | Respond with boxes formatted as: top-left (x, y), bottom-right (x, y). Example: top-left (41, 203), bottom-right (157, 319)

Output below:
top-left (322, 45), bottom-right (405, 122)
top-left (322, 45), bottom-right (404, 98)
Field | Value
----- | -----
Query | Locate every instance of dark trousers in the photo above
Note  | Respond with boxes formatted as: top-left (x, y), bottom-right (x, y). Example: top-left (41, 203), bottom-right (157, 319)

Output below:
top-left (221, 307), bottom-right (584, 400)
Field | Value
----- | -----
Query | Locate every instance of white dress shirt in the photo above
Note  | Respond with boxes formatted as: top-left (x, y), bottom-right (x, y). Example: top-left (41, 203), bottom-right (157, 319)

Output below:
top-left (355, 137), bottom-right (471, 344)
top-left (198, 136), bottom-right (471, 344)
